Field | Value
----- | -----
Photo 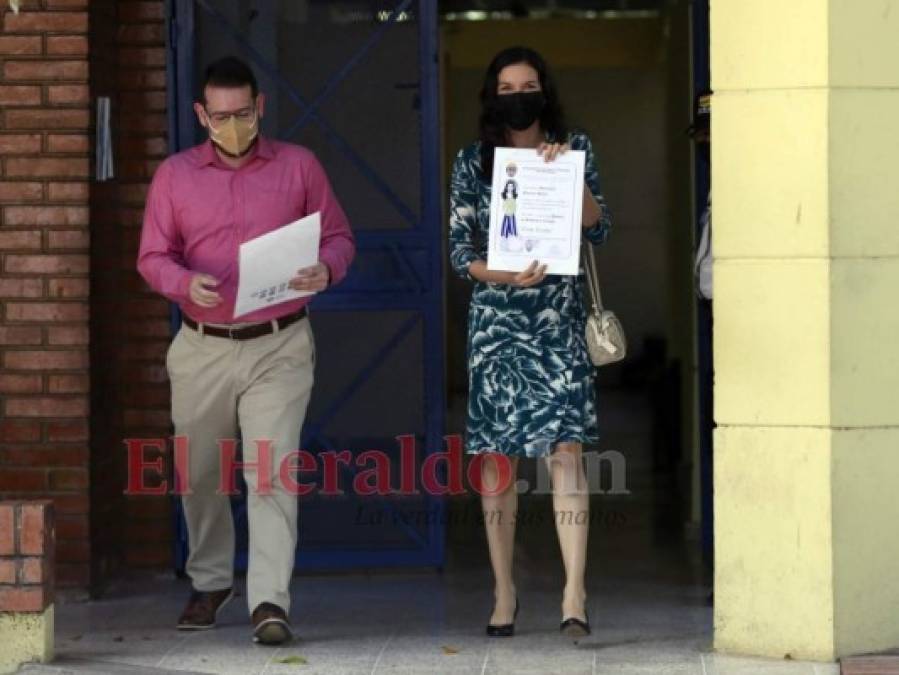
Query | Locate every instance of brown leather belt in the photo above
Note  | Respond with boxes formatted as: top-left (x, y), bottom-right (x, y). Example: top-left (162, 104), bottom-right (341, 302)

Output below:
top-left (182, 307), bottom-right (307, 340)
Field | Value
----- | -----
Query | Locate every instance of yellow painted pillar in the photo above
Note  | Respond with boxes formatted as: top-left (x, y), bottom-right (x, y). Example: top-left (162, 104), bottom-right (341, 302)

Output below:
top-left (0, 607), bottom-right (54, 674)
top-left (712, 0), bottom-right (899, 661)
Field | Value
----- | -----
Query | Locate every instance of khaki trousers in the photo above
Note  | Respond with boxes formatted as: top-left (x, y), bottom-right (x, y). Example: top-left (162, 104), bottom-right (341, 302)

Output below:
top-left (166, 315), bottom-right (315, 614)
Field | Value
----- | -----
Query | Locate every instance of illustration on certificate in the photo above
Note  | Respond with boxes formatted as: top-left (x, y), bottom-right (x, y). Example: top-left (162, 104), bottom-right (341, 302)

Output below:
top-left (487, 147), bottom-right (585, 276)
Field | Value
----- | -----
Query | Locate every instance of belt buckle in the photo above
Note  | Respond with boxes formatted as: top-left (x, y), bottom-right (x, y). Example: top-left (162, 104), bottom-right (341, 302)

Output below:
top-left (227, 325), bottom-right (239, 340)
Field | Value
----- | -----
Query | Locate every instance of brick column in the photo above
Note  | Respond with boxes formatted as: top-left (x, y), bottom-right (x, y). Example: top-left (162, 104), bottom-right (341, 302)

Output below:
top-left (1, 0), bottom-right (173, 593)
top-left (0, 500), bottom-right (55, 672)
top-left (0, 1), bottom-right (91, 590)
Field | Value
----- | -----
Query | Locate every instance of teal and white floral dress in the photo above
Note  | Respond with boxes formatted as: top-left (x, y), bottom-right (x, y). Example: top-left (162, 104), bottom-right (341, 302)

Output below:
top-left (449, 131), bottom-right (612, 457)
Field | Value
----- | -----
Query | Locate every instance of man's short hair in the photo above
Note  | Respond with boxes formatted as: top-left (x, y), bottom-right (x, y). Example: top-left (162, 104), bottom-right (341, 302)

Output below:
top-left (201, 56), bottom-right (258, 102)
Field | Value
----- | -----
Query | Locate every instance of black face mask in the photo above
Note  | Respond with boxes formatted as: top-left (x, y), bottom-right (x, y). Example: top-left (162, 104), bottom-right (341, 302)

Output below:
top-left (493, 91), bottom-right (545, 131)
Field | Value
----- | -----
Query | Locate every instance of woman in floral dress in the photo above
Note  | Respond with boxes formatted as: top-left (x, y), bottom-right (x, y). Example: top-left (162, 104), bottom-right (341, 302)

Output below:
top-left (448, 46), bottom-right (612, 639)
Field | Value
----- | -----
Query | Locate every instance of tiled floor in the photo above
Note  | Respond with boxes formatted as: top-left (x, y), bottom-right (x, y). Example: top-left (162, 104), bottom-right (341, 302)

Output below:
top-left (18, 572), bottom-right (839, 675)
top-left (17, 391), bottom-right (842, 674)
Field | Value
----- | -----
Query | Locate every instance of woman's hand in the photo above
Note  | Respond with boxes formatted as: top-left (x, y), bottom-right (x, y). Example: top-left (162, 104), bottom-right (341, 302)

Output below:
top-left (537, 141), bottom-right (569, 162)
top-left (468, 259), bottom-right (547, 287)
top-left (504, 260), bottom-right (547, 287)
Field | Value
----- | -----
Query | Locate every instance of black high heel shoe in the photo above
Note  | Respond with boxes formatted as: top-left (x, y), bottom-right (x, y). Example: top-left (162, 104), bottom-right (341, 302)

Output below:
top-left (486, 598), bottom-right (519, 637)
top-left (560, 610), bottom-right (590, 640)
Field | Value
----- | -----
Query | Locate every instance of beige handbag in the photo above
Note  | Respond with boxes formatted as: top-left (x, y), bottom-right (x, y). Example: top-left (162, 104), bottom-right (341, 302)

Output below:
top-left (583, 242), bottom-right (627, 367)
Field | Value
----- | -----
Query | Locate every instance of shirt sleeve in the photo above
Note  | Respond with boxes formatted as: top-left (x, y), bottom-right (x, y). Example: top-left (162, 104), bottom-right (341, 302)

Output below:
top-left (448, 148), bottom-right (481, 282)
top-left (573, 133), bottom-right (612, 246)
top-left (302, 153), bottom-right (355, 287)
top-left (137, 160), bottom-right (193, 304)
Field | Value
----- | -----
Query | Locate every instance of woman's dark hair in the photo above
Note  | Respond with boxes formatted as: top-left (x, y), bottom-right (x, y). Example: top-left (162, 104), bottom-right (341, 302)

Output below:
top-left (478, 46), bottom-right (567, 178)
top-left (201, 56), bottom-right (258, 103)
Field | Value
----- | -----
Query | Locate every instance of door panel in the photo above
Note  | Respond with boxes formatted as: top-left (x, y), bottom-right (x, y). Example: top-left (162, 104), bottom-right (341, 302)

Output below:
top-left (167, 0), bottom-right (445, 571)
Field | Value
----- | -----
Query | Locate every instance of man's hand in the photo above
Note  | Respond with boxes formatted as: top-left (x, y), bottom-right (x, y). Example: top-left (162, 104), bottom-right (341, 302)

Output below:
top-left (504, 260), bottom-right (547, 288)
top-left (189, 273), bottom-right (222, 308)
top-left (289, 262), bottom-right (330, 293)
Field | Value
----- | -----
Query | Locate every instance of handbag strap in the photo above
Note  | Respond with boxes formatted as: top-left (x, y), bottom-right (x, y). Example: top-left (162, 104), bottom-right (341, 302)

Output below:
top-left (582, 241), bottom-right (605, 312)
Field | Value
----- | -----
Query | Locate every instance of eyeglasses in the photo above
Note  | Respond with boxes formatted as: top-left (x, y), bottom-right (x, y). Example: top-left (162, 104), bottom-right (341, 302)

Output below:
top-left (204, 106), bottom-right (257, 125)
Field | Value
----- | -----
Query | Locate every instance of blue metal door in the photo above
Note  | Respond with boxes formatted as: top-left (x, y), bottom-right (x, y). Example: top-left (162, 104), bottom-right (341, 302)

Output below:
top-left (165, 0), bottom-right (445, 571)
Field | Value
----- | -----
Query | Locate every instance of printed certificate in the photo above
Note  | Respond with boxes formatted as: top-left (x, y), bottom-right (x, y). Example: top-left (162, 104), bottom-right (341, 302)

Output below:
top-left (486, 147), bottom-right (585, 276)
top-left (233, 211), bottom-right (320, 319)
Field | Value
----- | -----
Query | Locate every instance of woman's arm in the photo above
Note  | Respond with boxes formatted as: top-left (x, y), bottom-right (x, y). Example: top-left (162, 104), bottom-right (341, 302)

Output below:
top-left (448, 149), bottom-right (545, 287)
top-left (578, 134), bottom-right (612, 244)
top-left (448, 149), bottom-right (484, 283)
top-left (582, 189), bottom-right (604, 230)
top-left (538, 135), bottom-right (612, 243)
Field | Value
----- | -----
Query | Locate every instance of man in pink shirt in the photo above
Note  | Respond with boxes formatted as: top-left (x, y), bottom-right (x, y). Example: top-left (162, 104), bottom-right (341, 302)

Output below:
top-left (138, 56), bottom-right (354, 645)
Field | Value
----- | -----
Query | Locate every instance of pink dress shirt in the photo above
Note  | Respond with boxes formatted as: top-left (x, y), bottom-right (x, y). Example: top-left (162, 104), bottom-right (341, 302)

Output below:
top-left (137, 136), bottom-right (355, 325)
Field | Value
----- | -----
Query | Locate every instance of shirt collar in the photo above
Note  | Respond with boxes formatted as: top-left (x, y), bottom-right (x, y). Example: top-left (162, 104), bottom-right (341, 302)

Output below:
top-left (255, 135), bottom-right (275, 160)
top-left (194, 135), bottom-right (275, 168)
top-left (195, 139), bottom-right (218, 167)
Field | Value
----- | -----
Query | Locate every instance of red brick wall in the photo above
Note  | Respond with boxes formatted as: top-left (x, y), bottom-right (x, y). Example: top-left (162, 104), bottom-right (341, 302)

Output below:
top-left (0, 0), bottom-right (92, 590)
top-left (0, 500), bottom-right (54, 612)
top-left (0, 0), bottom-right (173, 594)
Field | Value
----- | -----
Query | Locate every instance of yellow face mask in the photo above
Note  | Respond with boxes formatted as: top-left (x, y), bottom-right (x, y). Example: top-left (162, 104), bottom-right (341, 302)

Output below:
top-left (207, 112), bottom-right (258, 157)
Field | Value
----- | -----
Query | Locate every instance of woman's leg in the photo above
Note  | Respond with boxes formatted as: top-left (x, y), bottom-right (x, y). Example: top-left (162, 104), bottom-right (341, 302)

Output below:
top-left (548, 442), bottom-right (589, 621)
top-left (481, 453), bottom-right (520, 624)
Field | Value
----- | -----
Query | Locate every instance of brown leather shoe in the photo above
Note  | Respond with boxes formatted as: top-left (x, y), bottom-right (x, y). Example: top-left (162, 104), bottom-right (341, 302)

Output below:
top-left (251, 602), bottom-right (292, 645)
top-left (176, 587), bottom-right (234, 630)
